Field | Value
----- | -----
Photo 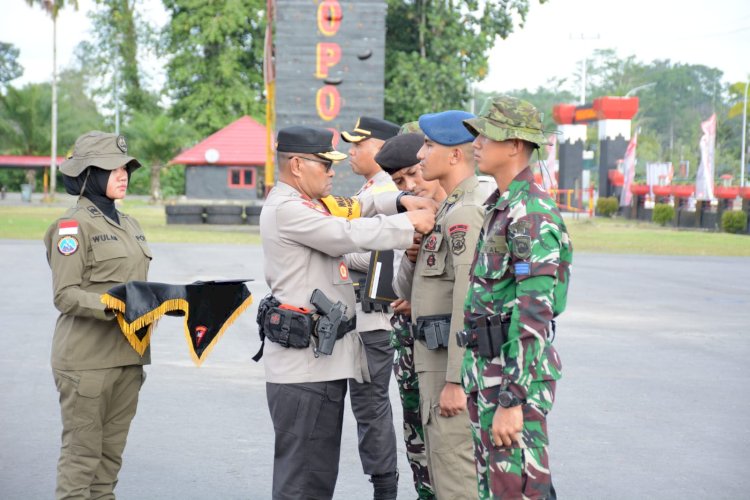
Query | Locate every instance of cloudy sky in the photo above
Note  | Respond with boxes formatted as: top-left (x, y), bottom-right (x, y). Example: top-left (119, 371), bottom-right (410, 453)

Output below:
top-left (3, 0), bottom-right (749, 95)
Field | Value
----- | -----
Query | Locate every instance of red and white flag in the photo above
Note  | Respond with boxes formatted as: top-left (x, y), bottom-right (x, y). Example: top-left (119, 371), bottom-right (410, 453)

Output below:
top-left (619, 132), bottom-right (638, 207)
top-left (58, 220), bottom-right (78, 236)
top-left (542, 134), bottom-right (558, 190)
top-left (695, 113), bottom-right (717, 201)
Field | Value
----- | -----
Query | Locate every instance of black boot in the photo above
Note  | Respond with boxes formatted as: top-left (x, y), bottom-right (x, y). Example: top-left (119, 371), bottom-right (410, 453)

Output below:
top-left (370, 471), bottom-right (399, 500)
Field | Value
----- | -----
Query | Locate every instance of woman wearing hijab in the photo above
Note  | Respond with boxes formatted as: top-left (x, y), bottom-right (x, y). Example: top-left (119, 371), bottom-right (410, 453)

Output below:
top-left (43, 131), bottom-right (152, 499)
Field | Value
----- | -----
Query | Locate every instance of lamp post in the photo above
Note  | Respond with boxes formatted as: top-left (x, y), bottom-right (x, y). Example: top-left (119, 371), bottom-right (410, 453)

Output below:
top-left (625, 82), bottom-right (657, 97)
top-left (741, 79), bottom-right (748, 188)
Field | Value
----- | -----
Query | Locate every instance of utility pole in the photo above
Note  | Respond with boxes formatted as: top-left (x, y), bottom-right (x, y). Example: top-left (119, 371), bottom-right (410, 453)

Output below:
top-left (741, 79), bottom-right (748, 188)
top-left (570, 33), bottom-right (600, 105)
top-left (114, 59), bottom-right (120, 135)
top-left (50, 11), bottom-right (58, 200)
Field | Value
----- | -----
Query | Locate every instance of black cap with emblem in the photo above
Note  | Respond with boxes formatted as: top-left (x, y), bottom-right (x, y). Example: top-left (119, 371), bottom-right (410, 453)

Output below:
top-left (341, 116), bottom-right (400, 143)
top-left (276, 126), bottom-right (347, 161)
top-left (374, 133), bottom-right (425, 174)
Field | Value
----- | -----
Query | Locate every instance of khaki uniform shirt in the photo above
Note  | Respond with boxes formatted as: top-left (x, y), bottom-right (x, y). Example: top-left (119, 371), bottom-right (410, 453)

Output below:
top-left (345, 169), bottom-right (401, 333)
top-left (44, 197), bottom-right (152, 370)
top-left (397, 176), bottom-right (485, 383)
top-left (260, 181), bottom-right (414, 384)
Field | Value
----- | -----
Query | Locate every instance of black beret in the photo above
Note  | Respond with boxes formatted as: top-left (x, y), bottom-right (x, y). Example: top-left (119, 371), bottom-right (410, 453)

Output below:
top-left (341, 116), bottom-right (400, 143)
top-left (374, 133), bottom-right (425, 174)
top-left (276, 126), bottom-right (347, 161)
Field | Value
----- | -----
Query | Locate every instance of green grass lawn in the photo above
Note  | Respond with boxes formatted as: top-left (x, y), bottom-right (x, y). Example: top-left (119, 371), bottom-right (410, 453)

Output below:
top-left (0, 203), bottom-right (261, 245)
top-left (2, 203), bottom-right (749, 255)
top-left (566, 216), bottom-right (750, 256)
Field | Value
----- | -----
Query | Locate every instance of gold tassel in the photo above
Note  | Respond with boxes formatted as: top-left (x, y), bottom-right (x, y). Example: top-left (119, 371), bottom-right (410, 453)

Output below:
top-left (101, 293), bottom-right (126, 313)
top-left (115, 314), bottom-right (154, 356)
top-left (104, 297), bottom-right (190, 356)
top-left (185, 294), bottom-right (254, 367)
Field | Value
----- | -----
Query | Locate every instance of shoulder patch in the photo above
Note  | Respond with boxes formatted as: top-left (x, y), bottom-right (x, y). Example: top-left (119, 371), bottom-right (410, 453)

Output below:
top-left (448, 223), bottom-right (468, 235)
top-left (58, 220), bottom-right (79, 236)
top-left (514, 261), bottom-right (530, 276)
top-left (301, 200), bottom-right (330, 216)
top-left (57, 236), bottom-right (79, 256)
top-left (448, 224), bottom-right (468, 255)
top-left (512, 235), bottom-right (532, 259)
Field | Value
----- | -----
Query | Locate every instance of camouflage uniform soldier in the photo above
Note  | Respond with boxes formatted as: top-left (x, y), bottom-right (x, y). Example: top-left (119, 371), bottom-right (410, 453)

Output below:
top-left (458, 96), bottom-right (573, 499)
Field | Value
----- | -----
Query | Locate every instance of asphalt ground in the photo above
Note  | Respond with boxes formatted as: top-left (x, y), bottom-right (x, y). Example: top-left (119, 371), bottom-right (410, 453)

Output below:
top-left (1, 240), bottom-right (749, 499)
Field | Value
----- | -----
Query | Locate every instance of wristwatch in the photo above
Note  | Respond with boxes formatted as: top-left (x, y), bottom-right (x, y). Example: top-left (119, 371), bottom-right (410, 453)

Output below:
top-left (497, 390), bottom-right (523, 408)
top-left (395, 191), bottom-right (408, 213)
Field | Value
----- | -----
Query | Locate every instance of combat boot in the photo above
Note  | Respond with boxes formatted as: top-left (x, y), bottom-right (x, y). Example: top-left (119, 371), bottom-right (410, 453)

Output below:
top-left (370, 471), bottom-right (399, 500)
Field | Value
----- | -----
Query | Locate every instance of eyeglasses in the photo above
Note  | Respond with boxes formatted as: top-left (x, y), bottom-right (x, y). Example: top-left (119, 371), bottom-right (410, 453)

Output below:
top-left (294, 155), bottom-right (333, 173)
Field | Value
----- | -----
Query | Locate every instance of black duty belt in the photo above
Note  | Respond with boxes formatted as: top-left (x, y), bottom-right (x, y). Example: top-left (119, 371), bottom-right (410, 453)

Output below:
top-left (412, 314), bottom-right (452, 350)
top-left (253, 292), bottom-right (356, 361)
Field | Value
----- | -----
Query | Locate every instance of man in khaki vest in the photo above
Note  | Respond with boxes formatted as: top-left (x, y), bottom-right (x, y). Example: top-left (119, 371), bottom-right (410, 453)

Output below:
top-left (395, 110), bottom-right (485, 499)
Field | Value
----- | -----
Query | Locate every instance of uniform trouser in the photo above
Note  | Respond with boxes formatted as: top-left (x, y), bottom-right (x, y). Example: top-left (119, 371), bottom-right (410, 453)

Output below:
top-left (418, 370), bottom-right (477, 500)
top-left (53, 365), bottom-right (144, 500)
top-left (266, 380), bottom-right (347, 500)
top-left (391, 342), bottom-right (434, 499)
top-left (348, 329), bottom-right (398, 476)
top-left (467, 381), bottom-right (557, 500)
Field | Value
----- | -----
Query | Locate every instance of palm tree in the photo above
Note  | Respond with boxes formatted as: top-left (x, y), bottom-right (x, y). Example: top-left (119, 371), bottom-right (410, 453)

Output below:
top-left (24, 0), bottom-right (79, 199)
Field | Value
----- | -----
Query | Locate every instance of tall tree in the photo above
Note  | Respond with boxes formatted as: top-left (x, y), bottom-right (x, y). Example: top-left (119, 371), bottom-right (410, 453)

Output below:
top-left (24, 0), bottom-right (79, 198)
top-left (163, 0), bottom-right (266, 136)
top-left (384, 0), bottom-right (548, 124)
top-left (75, 0), bottom-right (159, 127)
top-left (124, 110), bottom-right (196, 200)
top-left (0, 42), bottom-right (23, 88)
top-left (0, 70), bottom-right (104, 157)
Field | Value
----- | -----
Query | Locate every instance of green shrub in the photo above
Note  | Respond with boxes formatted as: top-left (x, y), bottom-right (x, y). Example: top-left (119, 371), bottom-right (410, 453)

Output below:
top-left (126, 164), bottom-right (185, 197)
top-left (652, 203), bottom-right (676, 226)
top-left (596, 196), bottom-right (619, 217)
top-left (721, 210), bottom-right (748, 234)
top-left (160, 165), bottom-right (185, 197)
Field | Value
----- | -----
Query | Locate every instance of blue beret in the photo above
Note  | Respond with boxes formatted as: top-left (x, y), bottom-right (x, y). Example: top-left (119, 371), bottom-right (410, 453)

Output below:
top-left (418, 110), bottom-right (476, 146)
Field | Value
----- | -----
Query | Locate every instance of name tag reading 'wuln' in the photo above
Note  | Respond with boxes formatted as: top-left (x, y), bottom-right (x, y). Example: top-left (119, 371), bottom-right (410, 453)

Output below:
top-left (365, 250), bottom-right (398, 305)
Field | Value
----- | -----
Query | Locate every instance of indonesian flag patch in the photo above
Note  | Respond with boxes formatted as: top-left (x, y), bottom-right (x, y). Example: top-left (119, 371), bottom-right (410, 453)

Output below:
top-left (58, 220), bottom-right (79, 236)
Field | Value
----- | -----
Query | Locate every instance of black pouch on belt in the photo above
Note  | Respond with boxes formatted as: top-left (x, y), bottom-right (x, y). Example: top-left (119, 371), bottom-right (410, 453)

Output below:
top-left (476, 313), bottom-right (509, 358)
top-left (263, 305), bottom-right (314, 348)
top-left (414, 314), bottom-right (452, 350)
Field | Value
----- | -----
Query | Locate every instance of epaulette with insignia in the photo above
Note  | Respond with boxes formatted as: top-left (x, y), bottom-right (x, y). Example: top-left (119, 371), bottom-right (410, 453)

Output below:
top-left (301, 200), bottom-right (331, 216)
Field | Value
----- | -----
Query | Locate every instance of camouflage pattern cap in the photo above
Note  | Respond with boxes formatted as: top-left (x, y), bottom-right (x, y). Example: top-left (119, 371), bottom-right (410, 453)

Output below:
top-left (463, 96), bottom-right (549, 148)
top-left (398, 121), bottom-right (422, 135)
top-left (60, 131), bottom-right (141, 177)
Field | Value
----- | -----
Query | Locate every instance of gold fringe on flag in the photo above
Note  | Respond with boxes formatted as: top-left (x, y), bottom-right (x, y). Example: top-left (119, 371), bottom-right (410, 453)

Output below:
top-left (101, 294), bottom-right (189, 356)
top-left (183, 294), bottom-right (254, 367)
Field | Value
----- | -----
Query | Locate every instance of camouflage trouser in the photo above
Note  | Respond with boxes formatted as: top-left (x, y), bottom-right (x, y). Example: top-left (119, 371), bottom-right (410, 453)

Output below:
top-left (467, 380), bottom-right (557, 500)
top-left (390, 313), bottom-right (435, 500)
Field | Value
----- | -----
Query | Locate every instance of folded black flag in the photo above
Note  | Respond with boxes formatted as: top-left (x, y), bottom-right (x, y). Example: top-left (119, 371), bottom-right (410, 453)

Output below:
top-left (101, 280), bottom-right (253, 365)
